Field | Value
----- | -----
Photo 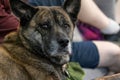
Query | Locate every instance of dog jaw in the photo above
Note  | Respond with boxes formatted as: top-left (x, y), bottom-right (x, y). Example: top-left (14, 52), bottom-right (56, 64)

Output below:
top-left (50, 53), bottom-right (70, 65)
top-left (44, 40), bottom-right (71, 65)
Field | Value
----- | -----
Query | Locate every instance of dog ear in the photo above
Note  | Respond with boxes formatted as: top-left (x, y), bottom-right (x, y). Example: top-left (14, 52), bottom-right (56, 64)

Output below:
top-left (62, 0), bottom-right (81, 22)
top-left (9, 0), bottom-right (38, 26)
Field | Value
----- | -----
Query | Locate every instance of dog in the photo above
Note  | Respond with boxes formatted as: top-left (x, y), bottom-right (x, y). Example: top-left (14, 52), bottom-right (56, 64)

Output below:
top-left (0, 0), bottom-right (81, 80)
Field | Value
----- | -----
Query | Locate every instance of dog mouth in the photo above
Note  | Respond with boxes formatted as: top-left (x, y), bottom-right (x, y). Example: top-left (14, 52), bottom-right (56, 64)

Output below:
top-left (44, 41), bottom-right (71, 65)
top-left (49, 51), bottom-right (70, 65)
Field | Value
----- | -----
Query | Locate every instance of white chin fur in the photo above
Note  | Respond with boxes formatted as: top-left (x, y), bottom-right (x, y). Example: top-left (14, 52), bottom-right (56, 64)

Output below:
top-left (60, 55), bottom-right (70, 64)
top-left (68, 41), bottom-right (72, 54)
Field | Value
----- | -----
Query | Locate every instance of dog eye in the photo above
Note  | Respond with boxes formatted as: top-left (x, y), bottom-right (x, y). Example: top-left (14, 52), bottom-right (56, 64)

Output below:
top-left (39, 21), bottom-right (51, 29)
top-left (42, 24), bottom-right (48, 28)
top-left (64, 24), bottom-right (70, 29)
top-left (38, 23), bottom-right (50, 29)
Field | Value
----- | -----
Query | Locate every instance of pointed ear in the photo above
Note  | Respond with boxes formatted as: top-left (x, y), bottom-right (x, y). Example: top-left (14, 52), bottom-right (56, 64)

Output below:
top-left (62, 0), bottom-right (81, 22)
top-left (9, 0), bottom-right (38, 26)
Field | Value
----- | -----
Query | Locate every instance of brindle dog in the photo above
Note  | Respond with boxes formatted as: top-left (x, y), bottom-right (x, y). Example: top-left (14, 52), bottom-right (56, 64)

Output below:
top-left (0, 0), bottom-right (81, 80)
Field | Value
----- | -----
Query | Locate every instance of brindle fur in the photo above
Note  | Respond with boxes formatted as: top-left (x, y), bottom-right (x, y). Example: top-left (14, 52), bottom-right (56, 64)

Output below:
top-left (0, 0), bottom-right (81, 80)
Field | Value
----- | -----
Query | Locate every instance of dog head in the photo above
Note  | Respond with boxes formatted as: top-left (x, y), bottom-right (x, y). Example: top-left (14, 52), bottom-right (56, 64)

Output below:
top-left (10, 0), bottom-right (81, 65)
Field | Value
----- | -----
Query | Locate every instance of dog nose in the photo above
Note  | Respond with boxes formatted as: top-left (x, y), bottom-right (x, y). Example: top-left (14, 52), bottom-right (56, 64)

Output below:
top-left (58, 38), bottom-right (69, 47)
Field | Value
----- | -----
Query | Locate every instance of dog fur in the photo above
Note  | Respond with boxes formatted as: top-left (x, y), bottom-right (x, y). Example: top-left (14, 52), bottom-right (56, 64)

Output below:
top-left (0, 0), bottom-right (81, 80)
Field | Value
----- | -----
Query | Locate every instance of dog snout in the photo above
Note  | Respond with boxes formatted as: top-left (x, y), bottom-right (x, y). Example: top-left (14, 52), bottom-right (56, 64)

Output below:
top-left (58, 38), bottom-right (69, 48)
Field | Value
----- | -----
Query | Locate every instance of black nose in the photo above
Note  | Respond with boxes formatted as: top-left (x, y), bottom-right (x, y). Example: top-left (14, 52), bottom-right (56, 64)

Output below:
top-left (58, 38), bottom-right (69, 48)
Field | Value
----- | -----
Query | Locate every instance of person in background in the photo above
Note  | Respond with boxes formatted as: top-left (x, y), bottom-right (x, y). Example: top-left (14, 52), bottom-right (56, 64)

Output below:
top-left (0, 0), bottom-right (19, 43)
top-left (77, 0), bottom-right (120, 41)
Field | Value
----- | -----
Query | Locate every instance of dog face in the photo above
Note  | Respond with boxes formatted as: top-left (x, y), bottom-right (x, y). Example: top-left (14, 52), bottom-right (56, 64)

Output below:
top-left (10, 0), bottom-right (81, 65)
